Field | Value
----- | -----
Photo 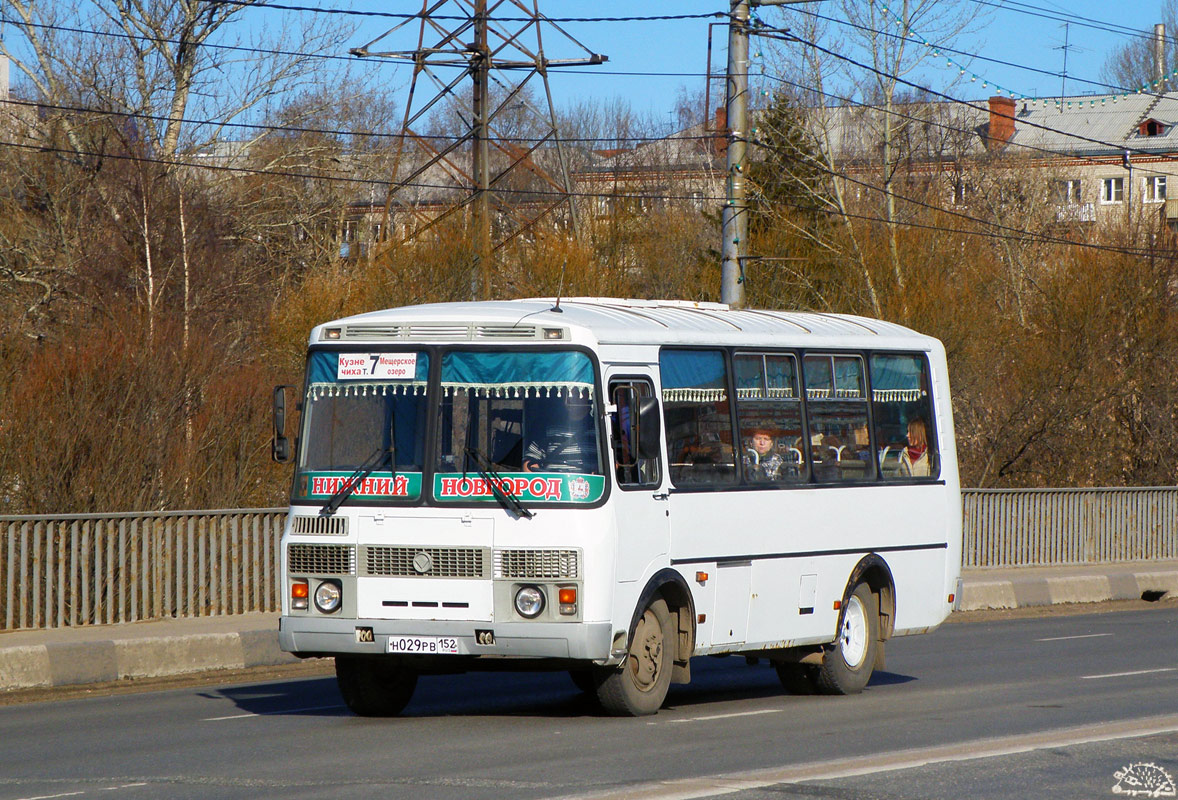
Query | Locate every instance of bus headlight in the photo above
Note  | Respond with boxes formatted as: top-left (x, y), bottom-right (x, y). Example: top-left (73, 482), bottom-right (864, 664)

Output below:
top-left (314, 580), bottom-right (342, 614)
top-left (514, 585), bottom-right (545, 619)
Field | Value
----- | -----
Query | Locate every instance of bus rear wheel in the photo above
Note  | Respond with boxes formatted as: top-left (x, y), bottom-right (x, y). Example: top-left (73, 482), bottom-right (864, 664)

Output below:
top-left (595, 597), bottom-right (674, 716)
top-left (814, 582), bottom-right (879, 695)
top-left (335, 656), bottom-right (418, 717)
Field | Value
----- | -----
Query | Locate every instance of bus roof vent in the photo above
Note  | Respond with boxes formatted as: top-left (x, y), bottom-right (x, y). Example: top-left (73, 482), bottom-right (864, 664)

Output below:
top-left (406, 324), bottom-right (469, 339)
top-left (339, 323), bottom-right (469, 340)
top-left (474, 324), bottom-right (538, 339)
top-left (337, 323), bottom-right (543, 341)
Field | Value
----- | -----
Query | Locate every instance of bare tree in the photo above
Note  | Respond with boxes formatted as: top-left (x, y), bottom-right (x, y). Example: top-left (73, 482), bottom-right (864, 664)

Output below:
top-left (1101, 1), bottom-right (1178, 91)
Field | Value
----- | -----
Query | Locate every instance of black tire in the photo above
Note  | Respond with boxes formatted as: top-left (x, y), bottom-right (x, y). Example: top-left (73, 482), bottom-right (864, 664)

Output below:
top-left (335, 656), bottom-right (418, 717)
top-left (814, 582), bottom-right (879, 695)
top-left (774, 662), bottom-right (818, 695)
top-left (595, 597), bottom-right (675, 716)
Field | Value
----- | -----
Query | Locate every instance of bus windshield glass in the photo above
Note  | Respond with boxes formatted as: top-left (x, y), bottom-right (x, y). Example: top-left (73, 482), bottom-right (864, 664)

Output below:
top-left (295, 350), bottom-right (429, 504)
top-left (434, 349), bottom-right (606, 506)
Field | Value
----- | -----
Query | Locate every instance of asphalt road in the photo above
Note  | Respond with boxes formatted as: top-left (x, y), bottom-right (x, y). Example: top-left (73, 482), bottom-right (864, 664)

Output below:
top-left (0, 604), bottom-right (1175, 800)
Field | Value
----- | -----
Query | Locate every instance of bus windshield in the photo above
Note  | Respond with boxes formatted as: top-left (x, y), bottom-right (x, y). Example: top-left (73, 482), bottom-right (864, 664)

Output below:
top-left (434, 349), bottom-right (606, 505)
top-left (295, 350), bottom-right (429, 504)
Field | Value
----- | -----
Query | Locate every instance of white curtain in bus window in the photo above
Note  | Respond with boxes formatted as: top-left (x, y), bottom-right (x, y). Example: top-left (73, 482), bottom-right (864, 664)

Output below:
top-left (298, 350), bottom-right (431, 502)
top-left (733, 353), bottom-right (804, 484)
top-left (659, 349), bottom-right (737, 486)
top-left (803, 355), bottom-right (872, 483)
top-left (436, 350), bottom-right (603, 488)
top-left (870, 354), bottom-right (937, 479)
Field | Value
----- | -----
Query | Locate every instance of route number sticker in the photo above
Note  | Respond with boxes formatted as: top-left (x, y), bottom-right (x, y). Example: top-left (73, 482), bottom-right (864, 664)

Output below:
top-left (337, 353), bottom-right (418, 380)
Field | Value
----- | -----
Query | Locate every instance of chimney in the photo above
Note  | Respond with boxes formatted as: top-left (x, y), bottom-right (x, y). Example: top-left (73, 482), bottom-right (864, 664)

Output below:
top-left (712, 106), bottom-right (728, 158)
top-left (987, 95), bottom-right (1016, 149)
top-left (1154, 23), bottom-right (1166, 86)
top-left (0, 54), bottom-right (8, 103)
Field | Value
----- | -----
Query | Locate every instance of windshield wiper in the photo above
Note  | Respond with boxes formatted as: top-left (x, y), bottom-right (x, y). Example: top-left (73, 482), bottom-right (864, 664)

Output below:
top-left (463, 446), bottom-right (534, 519)
top-left (320, 446), bottom-right (392, 517)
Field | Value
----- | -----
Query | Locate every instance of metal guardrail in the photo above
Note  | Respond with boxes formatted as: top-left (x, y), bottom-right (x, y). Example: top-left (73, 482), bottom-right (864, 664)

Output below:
top-left (1, 509), bottom-right (284, 631)
top-left (2, 488), bottom-right (1176, 631)
top-left (962, 487), bottom-right (1178, 568)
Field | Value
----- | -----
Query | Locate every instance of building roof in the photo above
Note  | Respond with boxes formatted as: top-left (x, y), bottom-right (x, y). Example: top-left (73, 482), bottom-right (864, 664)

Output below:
top-left (1009, 91), bottom-right (1178, 158)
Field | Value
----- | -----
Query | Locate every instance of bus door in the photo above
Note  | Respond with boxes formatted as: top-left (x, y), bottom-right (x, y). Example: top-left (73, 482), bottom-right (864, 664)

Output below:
top-left (606, 374), bottom-right (669, 584)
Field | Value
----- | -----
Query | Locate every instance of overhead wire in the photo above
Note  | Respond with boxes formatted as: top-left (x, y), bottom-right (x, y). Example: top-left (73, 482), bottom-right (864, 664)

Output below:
top-left (0, 6), bottom-right (1172, 260)
top-left (772, 4), bottom-right (1128, 95)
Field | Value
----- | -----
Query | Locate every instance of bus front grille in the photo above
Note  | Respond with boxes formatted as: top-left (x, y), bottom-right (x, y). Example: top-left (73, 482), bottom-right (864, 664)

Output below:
top-left (494, 549), bottom-right (581, 579)
top-left (288, 544), bottom-right (356, 575)
top-left (289, 515), bottom-right (348, 536)
top-left (363, 546), bottom-right (489, 578)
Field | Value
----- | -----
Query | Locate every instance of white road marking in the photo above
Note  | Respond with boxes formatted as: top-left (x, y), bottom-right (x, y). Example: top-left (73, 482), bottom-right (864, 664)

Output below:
top-left (100, 785), bottom-right (147, 791)
top-left (16, 793), bottom-right (85, 800)
top-left (1080, 667), bottom-right (1177, 680)
top-left (203, 703), bottom-right (344, 721)
top-left (659, 709), bottom-right (783, 725)
top-left (1036, 633), bottom-right (1113, 642)
top-left (557, 714), bottom-right (1178, 800)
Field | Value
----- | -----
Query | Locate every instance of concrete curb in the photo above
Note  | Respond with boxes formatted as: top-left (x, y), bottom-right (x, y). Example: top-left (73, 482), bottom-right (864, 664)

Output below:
top-left (0, 619), bottom-right (300, 693)
top-left (3, 564), bottom-right (1178, 694)
top-left (959, 566), bottom-right (1178, 612)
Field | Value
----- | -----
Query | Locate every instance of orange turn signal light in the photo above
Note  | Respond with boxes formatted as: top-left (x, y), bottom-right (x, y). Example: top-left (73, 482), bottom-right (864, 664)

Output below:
top-left (292, 582), bottom-right (309, 598)
top-left (558, 587), bottom-right (577, 605)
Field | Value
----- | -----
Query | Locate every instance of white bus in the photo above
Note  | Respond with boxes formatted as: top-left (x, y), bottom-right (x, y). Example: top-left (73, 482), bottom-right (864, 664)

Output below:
top-left (272, 298), bottom-right (961, 716)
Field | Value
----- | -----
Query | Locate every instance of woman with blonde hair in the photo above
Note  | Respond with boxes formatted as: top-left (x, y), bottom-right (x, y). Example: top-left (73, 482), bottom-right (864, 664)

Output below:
top-left (900, 418), bottom-right (931, 477)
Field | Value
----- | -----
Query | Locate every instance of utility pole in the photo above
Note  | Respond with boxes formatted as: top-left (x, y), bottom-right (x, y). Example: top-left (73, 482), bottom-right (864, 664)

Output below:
top-left (471, 0), bottom-right (492, 300)
top-left (721, 0), bottom-right (818, 308)
top-left (720, 0), bottom-right (750, 308)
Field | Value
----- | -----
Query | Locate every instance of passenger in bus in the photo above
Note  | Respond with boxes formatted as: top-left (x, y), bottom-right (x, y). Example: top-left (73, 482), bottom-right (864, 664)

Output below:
top-left (743, 428), bottom-right (789, 481)
top-left (899, 418), bottom-right (931, 477)
top-left (522, 391), bottom-right (599, 474)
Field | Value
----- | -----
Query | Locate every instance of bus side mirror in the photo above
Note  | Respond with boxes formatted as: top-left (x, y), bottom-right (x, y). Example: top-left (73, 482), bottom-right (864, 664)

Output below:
top-left (637, 396), bottom-right (661, 460)
top-left (273, 385), bottom-right (294, 463)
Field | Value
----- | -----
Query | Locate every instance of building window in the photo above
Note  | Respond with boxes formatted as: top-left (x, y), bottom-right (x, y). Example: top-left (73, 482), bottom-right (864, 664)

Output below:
top-left (1140, 119), bottom-right (1167, 137)
top-left (1052, 179), bottom-right (1082, 204)
top-left (1145, 175), bottom-right (1167, 203)
top-left (1101, 177), bottom-right (1124, 204)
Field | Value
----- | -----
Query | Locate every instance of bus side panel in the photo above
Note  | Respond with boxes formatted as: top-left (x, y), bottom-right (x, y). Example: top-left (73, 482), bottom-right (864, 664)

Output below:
top-left (671, 483), bottom-right (956, 650)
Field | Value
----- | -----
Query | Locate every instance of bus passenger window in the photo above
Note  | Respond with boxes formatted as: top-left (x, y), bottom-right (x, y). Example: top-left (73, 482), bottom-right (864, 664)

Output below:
top-left (659, 349), bottom-right (737, 487)
top-left (870, 353), bottom-right (939, 479)
top-left (803, 354), bottom-right (873, 483)
top-left (734, 353), bottom-right (804, 484)
top-left (610, 379), bottom-right (661, 488)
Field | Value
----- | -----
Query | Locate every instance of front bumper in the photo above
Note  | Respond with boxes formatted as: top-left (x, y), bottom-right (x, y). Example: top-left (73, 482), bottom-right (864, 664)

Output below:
top-left (279, 615), bottom-right (615, 663)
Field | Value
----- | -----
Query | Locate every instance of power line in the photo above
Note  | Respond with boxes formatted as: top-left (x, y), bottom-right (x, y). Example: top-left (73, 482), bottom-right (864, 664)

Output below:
top-left (0, 96), bottom-right (725, 147)
top-left (0, 129), bottom-right (1162, 261)
top-left (204, 1), bottom-right (724, 24)
top-left (763, 28), bottom-right (1178, 168)
top-left (767, 4), bottom-right (1128, 95)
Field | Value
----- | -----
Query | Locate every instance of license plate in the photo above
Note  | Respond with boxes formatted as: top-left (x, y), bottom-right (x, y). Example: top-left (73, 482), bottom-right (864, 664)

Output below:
top-left (387, 635), bottom-right (460, 654)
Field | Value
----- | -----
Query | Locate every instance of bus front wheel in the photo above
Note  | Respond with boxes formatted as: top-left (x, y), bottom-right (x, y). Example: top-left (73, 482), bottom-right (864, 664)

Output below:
top-left (814, 582), bottom-right (879, 695)
top-left (335, 656), bottom-right (418, 717)
top-left (595, 597), bottom-right (674, 716)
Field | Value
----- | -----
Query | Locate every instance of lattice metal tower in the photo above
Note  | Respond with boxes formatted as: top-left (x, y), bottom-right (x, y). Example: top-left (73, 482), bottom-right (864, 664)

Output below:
top-left (351, 0), bottom-right (606, 299)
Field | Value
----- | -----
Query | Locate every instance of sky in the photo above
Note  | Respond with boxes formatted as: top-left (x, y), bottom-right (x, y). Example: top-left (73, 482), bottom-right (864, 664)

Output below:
top-left (336, 0), bottom-right (1178, 130)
